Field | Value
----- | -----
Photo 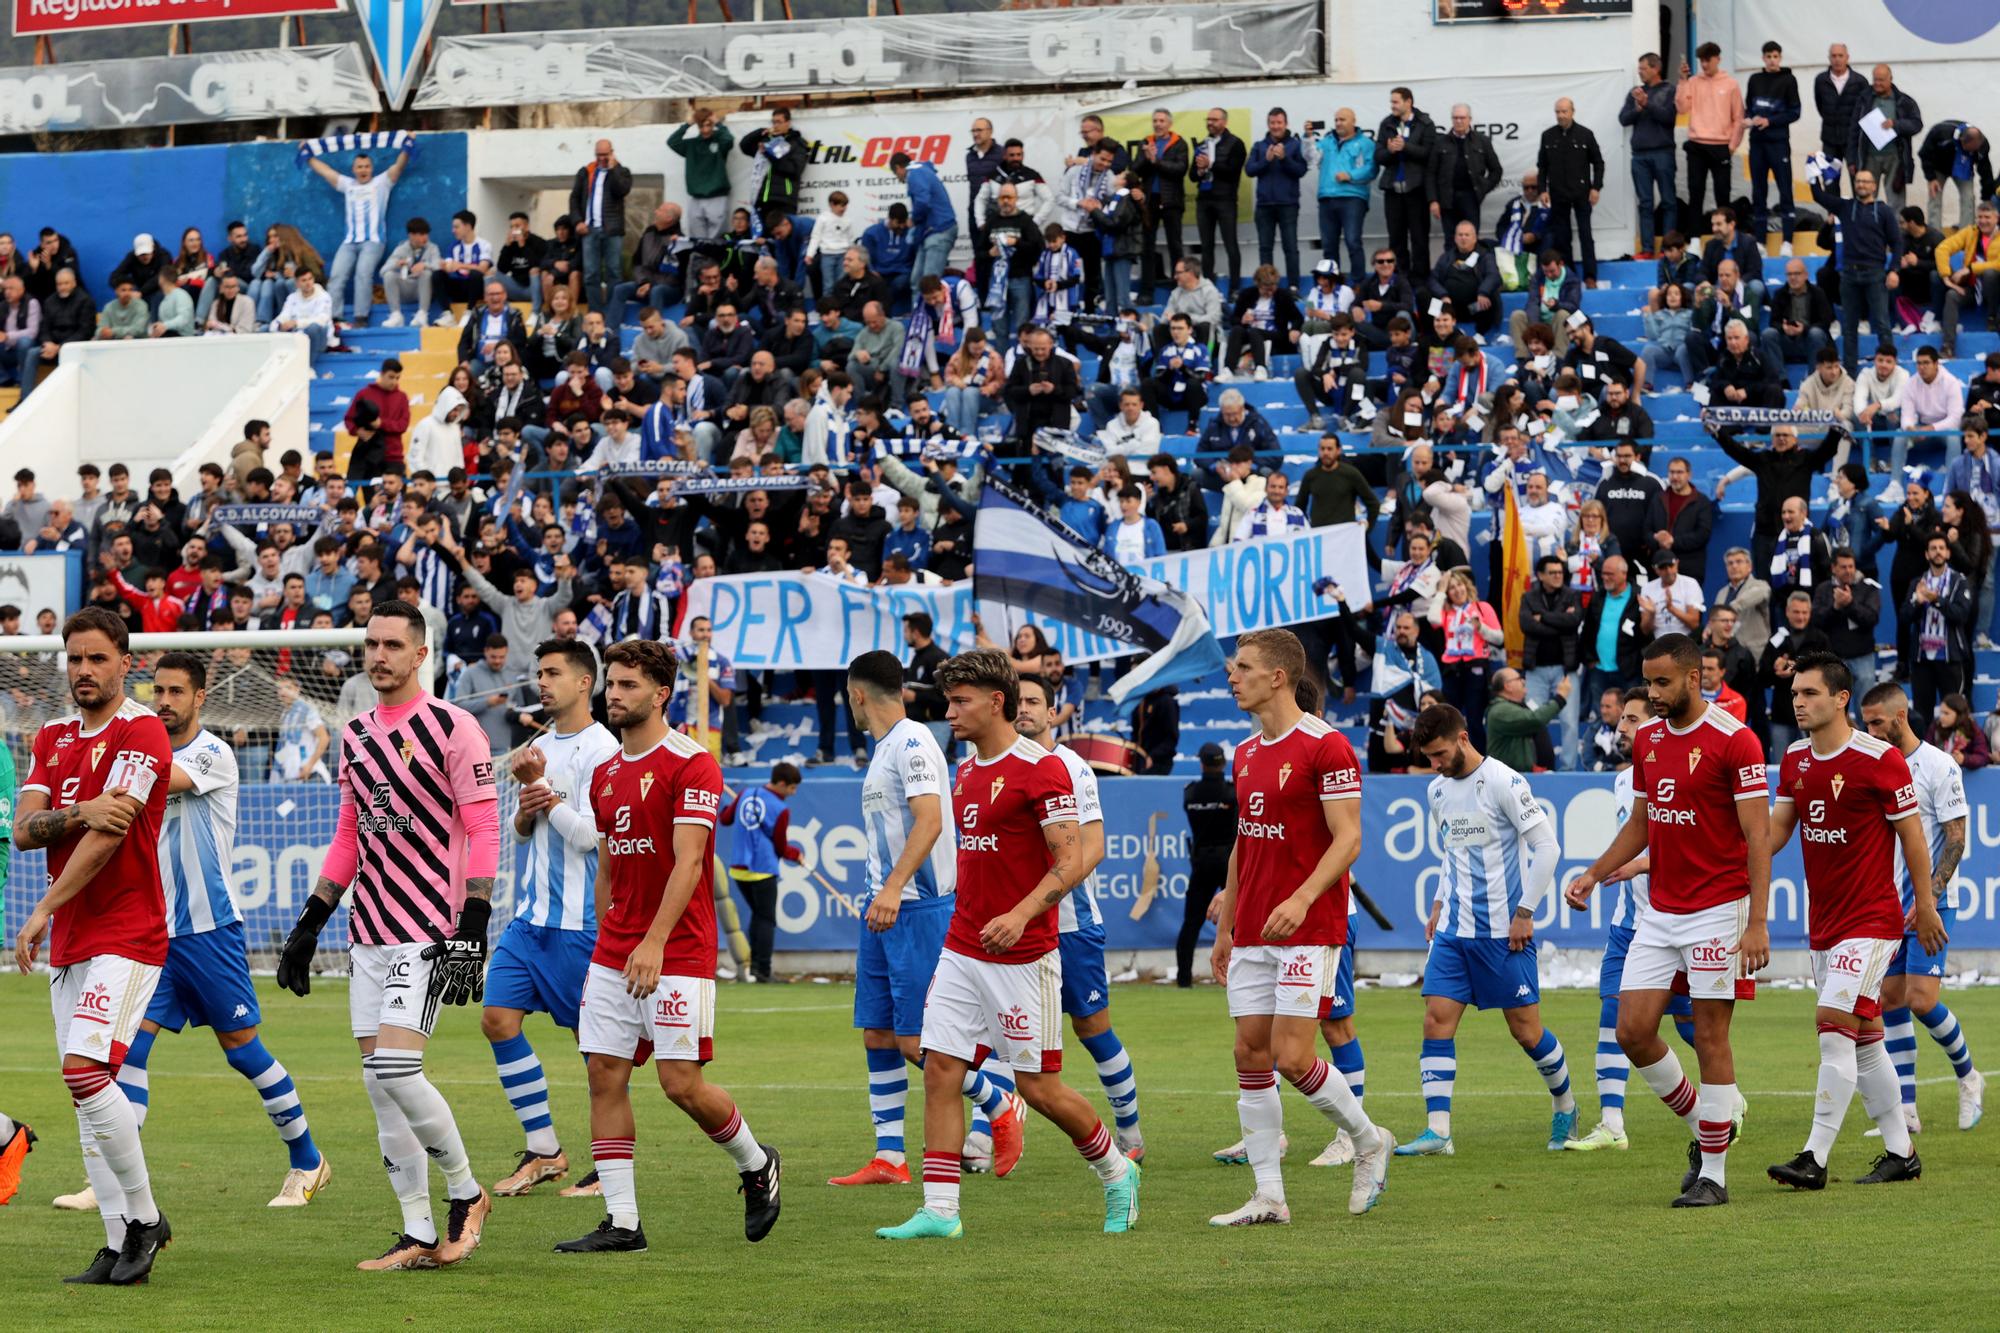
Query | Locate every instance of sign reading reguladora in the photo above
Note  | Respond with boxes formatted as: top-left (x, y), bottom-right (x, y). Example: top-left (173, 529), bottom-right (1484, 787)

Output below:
top-left (412, 0), bottom-right (1323, 108)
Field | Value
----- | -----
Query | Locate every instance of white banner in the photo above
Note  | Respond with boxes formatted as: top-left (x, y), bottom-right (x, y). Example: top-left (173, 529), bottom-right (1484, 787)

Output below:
top-left (685, 521), bottom-right (1370, 670)
top-left (0, 45), bottom-right (377, 134)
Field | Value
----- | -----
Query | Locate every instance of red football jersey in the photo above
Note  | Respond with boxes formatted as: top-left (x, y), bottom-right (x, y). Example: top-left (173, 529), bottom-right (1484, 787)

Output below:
top-left (1231, 715), bottom-right (1362, 948)
top-left (1776, 733), bottom-right (1915, 949)
top-left (23, 697), bottom-right (172, 968)
top-left (945, 736), bottom-right (1078, 965)
top-left (1630, 703), bottom-right (1767, 915)
top-left (590, 730), bottom-right (725, 975)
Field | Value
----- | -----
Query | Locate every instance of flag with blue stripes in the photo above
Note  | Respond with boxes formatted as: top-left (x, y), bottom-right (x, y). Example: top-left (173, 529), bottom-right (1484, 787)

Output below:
top-left (356, 0), bottom-right (445, 109)
top-left (973, 477), bottom-right (1225, 714)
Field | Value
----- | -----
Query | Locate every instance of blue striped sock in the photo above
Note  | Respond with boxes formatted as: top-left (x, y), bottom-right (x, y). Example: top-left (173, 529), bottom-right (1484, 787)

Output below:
top-left (114, 1026), bottom-right (155, 1129)
top-left (1080, 1029), bottom-right (1139, 1132)
top-left (967, 1057), bottom-right (1013, 1137)
top-left (866, 1047), bottom-right (907, 1158)
top-left (1884, 1007), bottom-right (1919, 1107)
top-left (1527, 1029), bottom-right (1575, 1109)
top-left (1918, 1003), bottom-right (1975, 1080)
top-left (1420, 1037), bottom-right (1455, 1136)
top-left (1595, 996), bottom-right (1627, 1112)
top-left (491, 1034), bottom-right (559, 1156)
top-left (1327, 1036), bottom-right (1365, 1108)
top-left (225, 1036), bottom-right (321, 1171)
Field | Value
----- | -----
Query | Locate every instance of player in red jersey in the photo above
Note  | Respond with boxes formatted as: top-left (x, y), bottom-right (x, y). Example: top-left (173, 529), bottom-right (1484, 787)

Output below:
top-left (1569, 632), bottom-right (1770, 1208)
top-left (1568, 632), bottom-right (1776, 1200)
top-left (1765, 652), bottom-right (1945, 1191)
top-left (876, 649), bottom-right (1140, 1241)
top-left (1210, 629), bottom-right (1392, 1227)
top-left (557, 639), bottom-right (780, 1254)
top-left (12, 607), bottom-right (174, 1284)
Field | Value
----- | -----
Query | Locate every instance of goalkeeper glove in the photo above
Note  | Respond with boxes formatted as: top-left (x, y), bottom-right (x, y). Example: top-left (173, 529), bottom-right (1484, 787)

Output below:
top-left (421, 897), bottom-right (491, 1007)
top-left (275, 896), bottom-right (334, 997)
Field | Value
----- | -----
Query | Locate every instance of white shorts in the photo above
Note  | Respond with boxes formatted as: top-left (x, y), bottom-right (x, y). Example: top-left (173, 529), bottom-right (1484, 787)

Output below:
top-left (349, 943), bottom-right (441, 1039)
top-left (920, 948), bottom-right (1063, 1074)
top-left (1624, 899), bottom-right (1754, 1002)
top-left (576, 963), bottom-right (716, 1064)
top-left (51, 954), bottom-right (161, 1069)
top-left (1810, 937), bottom-right (1898, 1019)
top-left (1226, 943), bottom-right (1338, 1020)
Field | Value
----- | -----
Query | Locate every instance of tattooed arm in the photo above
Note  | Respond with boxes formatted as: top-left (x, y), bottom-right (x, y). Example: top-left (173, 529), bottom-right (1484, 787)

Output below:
top-left (981, 818), bottom-right (1087, 954)
top-left (1931, 815), bottom-right (1966, 903)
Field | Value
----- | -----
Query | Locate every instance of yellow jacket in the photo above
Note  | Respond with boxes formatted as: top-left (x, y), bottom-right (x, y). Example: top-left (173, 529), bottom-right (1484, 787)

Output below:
top-left (1935, 224), bottom-right (2000, 279)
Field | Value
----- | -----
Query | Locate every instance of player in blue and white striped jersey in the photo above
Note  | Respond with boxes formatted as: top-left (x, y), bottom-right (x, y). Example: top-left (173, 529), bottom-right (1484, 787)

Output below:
top-left (1394, 703), bottom-right (1578, 1158)
top-left (1015, 674), bottom-right (1144, 1161)
top-left (1568, 688), bottom-right (1697, 1153)
top-left (78, 653), bottom-right (329, 1211)
top-left (483, 639), bottom-right (620, 1198)
top-left (830, 651), bottom-right (1026, 1187)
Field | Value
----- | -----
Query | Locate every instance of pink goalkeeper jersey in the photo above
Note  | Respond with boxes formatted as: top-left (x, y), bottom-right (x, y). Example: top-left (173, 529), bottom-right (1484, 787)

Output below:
top-left (335, 695), bottom-right (498, 945)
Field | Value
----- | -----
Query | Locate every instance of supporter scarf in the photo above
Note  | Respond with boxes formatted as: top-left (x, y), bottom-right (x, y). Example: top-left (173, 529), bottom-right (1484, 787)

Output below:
top-left (900, 299), bottom-right (936, 380)
top-left (1032, 246), bottom-right (1083, 325)
top-left (1385, 556), bottom-right (1435, 629)
top-left (986, 241), bottom-right (1015, 313)
top-left (1571, 532), bottom-right (1602, 592)
top-left (1920, 569), bottom-right (1952, 659)
top-left (1700, 406), bottom-right (1838, 428)
top-left (1450, 356), bottom-right (1486, 415)
top-left (1775, 522), bottom-right (1816, 588)
top-left (1307, 284), bottom-right (1350, 319)
top-left (1442, 601), bottom-right (1489, 662)
top-left (296, 130), bottom-right (420, 168)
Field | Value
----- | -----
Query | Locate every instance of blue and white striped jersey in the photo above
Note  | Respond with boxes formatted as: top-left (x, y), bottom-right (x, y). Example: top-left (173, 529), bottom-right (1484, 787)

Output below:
top-left (1894, 740), bottom-right (1969, 914)
top-left (160, 729), bottom-right (240, 938)
top-left (1428, 757), bottom-right (1549, 939)
top-left (1610, 764), bottom-right (1651, 928)
top-left (336, 173), bottom-right (396, 245)
top-left (1051, 743), bottom-right (1103, 932)
top-left (512, 722), bottom-right (621, 931)
top-left (861, 718), bottom-right (956, 902)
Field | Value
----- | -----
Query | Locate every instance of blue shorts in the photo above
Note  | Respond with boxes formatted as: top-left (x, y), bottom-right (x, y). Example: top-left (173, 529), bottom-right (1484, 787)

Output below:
top-left (148, 921), bottom-right (261, 1034)
top-left (486, 919), bottom-right (595, 1031)
top-left (1423, 933), bottom-right (1540, 1011)
top-left (1600, 924), bottom-right (1693, 1019)
top-left (1888, 904), bottom-right (1954, 979)
top-left (1059, 922), bottom-right (1110, 1019)
top-left (854, 895), bottom-right (953, 1037)
top-left (1325, 943), bottom-right (1357, 1020)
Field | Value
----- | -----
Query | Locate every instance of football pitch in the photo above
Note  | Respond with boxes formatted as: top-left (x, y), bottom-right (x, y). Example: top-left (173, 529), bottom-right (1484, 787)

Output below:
top-left (2, 977), bottom-right (1995, 1331)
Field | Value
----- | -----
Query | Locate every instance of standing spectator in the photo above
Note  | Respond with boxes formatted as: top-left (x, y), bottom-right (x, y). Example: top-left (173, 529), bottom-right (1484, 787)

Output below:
top-left (1004, 324), bottom-right (1077, 443)
top-left (1426, 104), bottom-right (1500, 241)
top-left (892, 152), bottom-right (958, 302)
top-left (1809, 167), bottom-right (1903, 372)
top-left (1190, 107), bottom-right (1248, 295)
top-left (1537, 98), bottom-right (1605, 284)
top-left (1308, 108), bottom-right (1375, 283)
top-left (452, 634), bottom-right (528, 757)
top-left (1059, 143), bottom-right (1120, 313)
top-left (1760, 591), bottom-right (1828, 754)
top-left (1433, 567), bottom-right (1502, 747)
top-left (1812, 547), bottom-right (1883, 699)
top-left (494, 212), bottom-right (545, 308)
top-left (1620, 52), bottom-right (1679, 257)
top-left (739, 108), bottom-right (809, 215)
top-left (964, 117), bottom-right (1004, 290)
top-left (1245, 108), bottom-right (1310, 290)
top-left (1827, 462), bottom-right (1885, 570)
top-left (345, 358), bottom-right (411, 470)
top-left (1374, 88), bottom-right (1436, 280)
top-left (1713, 420), bottom-right (1846, 575)
top-left (1814, 43), bottom-right (1869, 200)
top-left (1676, 43), bottom-right (1744, 226)
top-left (1906, 530), bottom-right (1973, 725)
top-left (377, 218), bottom-right (440, 329)
top-left (1920, 121), bottom-right (1994, 233)
top-left (1714, 546), bottom-right (1774, 661)
top-left (1701, 206), bottom-right (1767, 304)
top-left (1519, 554), bottom-right (1583, 767)
top-left (1177, 744), bottom-right (1235, 988)
top-left (1134, 109), bottom-right (1189, 303)
top-left (1644, 455), bottom-right (1716, 584)
top-left (1581, 553), bottom-right (1644, 695)
top-left (1935, 199), bottom-right (2000, 358)
top-left (1850, 64), bottom-right (1924, 214)
top-left (1485, 667), bottom-right (1567, 774)
top-left (304, 139), bottom-right (410, 326)
top-left (569, 138), bottom-right (631, 314)
top-left (1146, 453), bottom-right (1208, 551)
top-left (1744, 41), bottom-right (1803, 255)
top-left (1597, 442), bottom-right (1661, 559)
top-left (1769, 495), bottom-right (1833, 595)
top-left (669, 111), bottom-right (735, 240)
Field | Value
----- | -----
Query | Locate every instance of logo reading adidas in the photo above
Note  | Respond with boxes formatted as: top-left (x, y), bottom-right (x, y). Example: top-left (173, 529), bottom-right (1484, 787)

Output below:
top-left (387, 996), bottom-right (405, 1010)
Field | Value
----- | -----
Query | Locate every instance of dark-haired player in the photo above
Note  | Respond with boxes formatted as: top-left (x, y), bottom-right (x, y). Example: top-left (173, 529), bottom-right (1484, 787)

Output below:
top-left (1570, 633), bottom-right (1770, 1207)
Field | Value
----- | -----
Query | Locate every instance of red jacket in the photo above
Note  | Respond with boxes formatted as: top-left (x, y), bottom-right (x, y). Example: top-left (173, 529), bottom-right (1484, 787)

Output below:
top-left (545, 376), bottom-right (604, 428)
top-left (345, 383), bottom-right (412, 462)
top-left (112, 571), bottom-right (186, 633)
top-left (165, 564), bottom-right (203, 602)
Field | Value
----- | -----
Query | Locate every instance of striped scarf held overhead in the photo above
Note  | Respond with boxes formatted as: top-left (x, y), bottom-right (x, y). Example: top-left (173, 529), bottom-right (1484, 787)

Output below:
top-left (296, 130), bottom-right (421, 169)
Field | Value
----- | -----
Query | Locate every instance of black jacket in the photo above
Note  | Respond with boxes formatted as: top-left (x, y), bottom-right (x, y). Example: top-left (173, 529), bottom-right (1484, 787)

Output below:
top-left (1189, 131), bottom-right (1248, 198)
top-left (1519, 584), bottom-right (1583, 671)
top-left (568, 162), bottom-right (634, 235)
top-left (1714, 424), bottom-right (1844, 536)
top-left (1426, 129), bottom-right (1502, 204)
top-left (1814, 66), bottom-right (1871, 156)
top-left (1373, 110), bottom-right (1437, 197)
top-left (1642, 486), bottom-right (1716, 584)
top-left (1761, 622), bottom-right (1833, 726)
top-left (1428, 243), bottom-right (1502, 307)
top-left (458, 305), bottom-right (529, 368)
top-left (828, 509), bottom-right (891, 580)
top-left (1708, 346), bottom-right (1785, 409)
top-left (1146, 473), bottom-right (1209, 551)
top-left (1811, 577), bottom-right (1882, 659)
top-left (109, 248), bottom-right (167, 296)
top-left (1596, 468), bottom-right (1663, 557)
top-left (1919, 120), bottom-right (1997, 195)
top-left (1136, 133), bottom-right (1191, 208)
top-left (828, 270), bottom-right (891, 323)
top-left (1183, 774), bottom-right (1237, 861)
top-left (1005, 350), bottom-right (1080, 441)
top-left (42, 287), bottom-right (96, 346)
top-left (1578, 400), bottom-right (1657, 445)
top-left (1904, 567), bottom-right (1975, 663)
top-left (1353, 271), bottom-right (1414, 331)
top-left (1764, 280), bottom-right (1835, 333)
top-left (1581, 584), bottom-right (1646, 679)
top-left (1536, 121), bottom-right (1605, 200)
top-left (1846, 85), bottom-right (1924, 192)
top-left (739, 128), bottom-right (810, 209)
top-left (1228, 284), bottom-right (1303, 341)
top-left (1744, 67), bottom-right (1802, 146)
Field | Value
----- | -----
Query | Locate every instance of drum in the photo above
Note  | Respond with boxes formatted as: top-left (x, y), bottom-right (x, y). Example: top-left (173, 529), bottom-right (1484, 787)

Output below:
top-left (1067, 734), bottom-right (1143, 776)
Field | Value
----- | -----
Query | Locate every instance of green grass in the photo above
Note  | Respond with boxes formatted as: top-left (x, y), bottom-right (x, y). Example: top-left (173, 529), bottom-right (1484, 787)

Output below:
top-left (1, 977), bottom-right (1994, 1330)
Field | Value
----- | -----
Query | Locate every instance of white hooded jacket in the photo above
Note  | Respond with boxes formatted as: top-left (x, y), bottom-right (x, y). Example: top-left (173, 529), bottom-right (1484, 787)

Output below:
top-left (407, 385), bottom-right (469, 480)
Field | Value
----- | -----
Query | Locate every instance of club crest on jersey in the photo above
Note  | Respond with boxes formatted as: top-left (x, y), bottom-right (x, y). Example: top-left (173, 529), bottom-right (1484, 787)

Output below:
top-left (1277, 762), bottom-right (1294, 790)
top-left (990, 775), bottom-right (1006, 803)
top-left (399, 736), bottom-right (415, 765)
top-left (640, 771), bottom-right (656, 801)
top-left (89, 740), bottom-right (105, 769)
top-left (1830, 773), bottom-right (1846, 801)
top-left (1687, 746), bottom-right (1703, 773)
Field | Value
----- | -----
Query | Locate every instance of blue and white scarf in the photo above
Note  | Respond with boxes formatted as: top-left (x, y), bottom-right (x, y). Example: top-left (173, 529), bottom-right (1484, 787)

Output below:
top-left (985, 241), bottom-right (1016, 313)
top-left (296, 129), bottom-right (420, 169)
top-left (1032, 245), bottom-right (1084, 326)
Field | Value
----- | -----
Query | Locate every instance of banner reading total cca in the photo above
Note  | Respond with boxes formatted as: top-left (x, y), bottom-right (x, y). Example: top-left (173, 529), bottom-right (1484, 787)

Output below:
top-left (14, 0), bottom-right (344, 37)
top-left (683, 521), bottom-right (1372, 671)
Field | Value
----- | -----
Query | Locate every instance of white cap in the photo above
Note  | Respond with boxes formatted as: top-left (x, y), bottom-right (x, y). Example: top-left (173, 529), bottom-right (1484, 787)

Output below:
top-left (133, 232), bottom-right (155, 255)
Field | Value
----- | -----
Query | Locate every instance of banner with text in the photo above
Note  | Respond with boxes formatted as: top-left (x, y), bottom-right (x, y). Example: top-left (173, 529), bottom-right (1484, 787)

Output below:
top-left (15, 0), bottom-right (342, 35)
top-left (413, 1), bottom-right (1321, 108)
top-left (683, 521), bottom-right (1372, 671)
top-left (0, 45), bottom-right (377, 134)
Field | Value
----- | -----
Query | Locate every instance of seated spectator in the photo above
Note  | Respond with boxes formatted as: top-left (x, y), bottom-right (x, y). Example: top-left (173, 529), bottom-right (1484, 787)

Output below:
top-left (1687, 262), bottom-right (1762, 378)
top-left (1195, 389), bottom-right (1280, 473)
top-left (377, 218), bottom-right (441, 329)
top-left (1428, 221), bottom-right (1501, 333)
top-left (827, 247), bottom-right (890, 324)
top-left (846, 301), bottom-right (906, 409)
top-left (1644, 231), bottom-right (1701, 307)
top-left (271, 268), bottom-right (333, 360)
top-left (1507, 249), bottom-right (1582, 356)
top-left (1705, 319), bottom-right (1783, 407)
top-left (1639, 549), bottom-right (1705, 637)
top-left (698, 303), bottom-right (757, 385)
top-left (110, 232), bottom-right (168, 314)
top-left (1700, 206), bottom-right (1766, 304)
top-left (1367, 612), bottom-right (1440, 773)
top-left (1901, 345), bottom-right (1966, 471)
top-left (861, 205), bottom-right (915, 298)
top-left (458, 280), bottom-right (528, 375)
top-left (1221, 265), bottom-right (1302, 380)
top-left (1583, 686), bottom-right (1625, 770)
top-left (250, 223), bottom-right (318, 326)
top-left (1699, 646), bottom-right (1748, 721)
top-left (1641, 278), bottom-right (1695, 383)
top-left (437, 209), bottom-right (494, 307)
top-left (149, 270), bottom-right (195, 339)
top-left (1895, 207), bottom-right (1945, 325)
top-left (1484, 666), bottom-right (1566, 774)
top-left (0, 274), bottom-right (39, 394)
top-left (1905, 528), bottom-right (1974, 726)
top-left (1936, 198), bottom-right (2000, 357)
top-left (202, 273), bottom-right (256, 335)
top-left (631, 305), bottom-right (689, 384)
top-left (1925, 692), bottom-right (1990, 768)
top-left (1759, 258), bottom-right (1834, 369)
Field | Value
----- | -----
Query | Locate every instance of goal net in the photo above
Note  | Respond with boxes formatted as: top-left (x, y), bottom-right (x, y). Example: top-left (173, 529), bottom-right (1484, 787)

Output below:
top-left (0, 628), bottom-right (530, 962)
